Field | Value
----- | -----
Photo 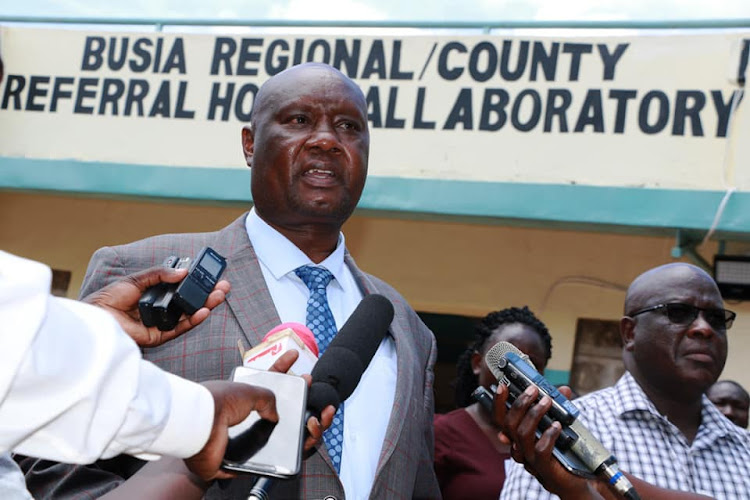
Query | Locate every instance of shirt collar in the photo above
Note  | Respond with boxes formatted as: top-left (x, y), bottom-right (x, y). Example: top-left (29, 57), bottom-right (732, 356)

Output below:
top-left (612, 371), bottom-right (749, 447)
top-left (610, 371), bottom-right (661, 418)
top-left (245, 208), bottom-right (347, 283)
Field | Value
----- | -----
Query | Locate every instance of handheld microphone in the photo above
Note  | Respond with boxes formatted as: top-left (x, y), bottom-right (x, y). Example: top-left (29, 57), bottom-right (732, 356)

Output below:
top-left (248, 294), bottom-right (394, 500)
top-left (483, 341), bottom-right (640, 500)
top-left (242, 323), bottom-right (319, 375)
top-left (306, 293), bottom-right (394, 417)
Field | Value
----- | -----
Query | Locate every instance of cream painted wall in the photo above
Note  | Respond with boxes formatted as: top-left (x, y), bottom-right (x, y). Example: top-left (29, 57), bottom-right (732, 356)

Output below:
top-left (3, 191), bottom-right (749, 393)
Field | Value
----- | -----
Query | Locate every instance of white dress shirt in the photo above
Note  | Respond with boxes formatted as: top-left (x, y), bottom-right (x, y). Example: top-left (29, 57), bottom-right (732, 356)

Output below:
top-left (0, 250), bottom-right (214, 464)
top-left (0, 453), bottom-right (32, 500)
top-left (246, 209), bottom-right (397, 500)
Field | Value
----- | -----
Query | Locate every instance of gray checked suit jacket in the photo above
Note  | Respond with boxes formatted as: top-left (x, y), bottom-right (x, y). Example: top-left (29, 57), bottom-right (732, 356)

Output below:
top-left (19, 214), bottom-right (441, 500)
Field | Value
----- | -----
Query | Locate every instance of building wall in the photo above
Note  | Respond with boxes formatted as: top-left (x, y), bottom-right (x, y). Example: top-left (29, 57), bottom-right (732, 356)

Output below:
top-left (3, 190), bottom-right (749, 393)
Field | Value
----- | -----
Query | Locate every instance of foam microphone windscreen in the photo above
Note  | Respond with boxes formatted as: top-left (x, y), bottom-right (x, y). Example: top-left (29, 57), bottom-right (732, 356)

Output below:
top-left (307, 294), bottom-right (394, 414)
top-left (484, 340), bottom-right (536, 381)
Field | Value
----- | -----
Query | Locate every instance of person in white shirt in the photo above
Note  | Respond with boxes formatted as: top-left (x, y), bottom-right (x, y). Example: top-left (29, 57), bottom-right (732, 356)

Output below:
top-left (0, 249), bottom-right (278, 482)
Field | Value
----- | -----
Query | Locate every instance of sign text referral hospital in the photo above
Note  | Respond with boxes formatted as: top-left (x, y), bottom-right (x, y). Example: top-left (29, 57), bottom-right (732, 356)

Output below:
top-left (2, 34), bottom-right (742, 137)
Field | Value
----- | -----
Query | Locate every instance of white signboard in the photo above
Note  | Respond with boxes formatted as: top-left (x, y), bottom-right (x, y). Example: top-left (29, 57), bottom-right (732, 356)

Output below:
top-left (0, 26), bottom-right (748, 190)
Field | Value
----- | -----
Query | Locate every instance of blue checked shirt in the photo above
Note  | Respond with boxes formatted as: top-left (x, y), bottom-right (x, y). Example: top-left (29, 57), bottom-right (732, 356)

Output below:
top-left (500, 372), bottom-right (750, 500)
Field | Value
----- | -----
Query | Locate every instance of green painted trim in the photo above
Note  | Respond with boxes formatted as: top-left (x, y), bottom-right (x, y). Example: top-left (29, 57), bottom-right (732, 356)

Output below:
top-left (544, 369), bottom-right (569, 387)
top-left (2, 157), bottom-right (750, 235)
top-left (1, 16), bottom-right (749, 29)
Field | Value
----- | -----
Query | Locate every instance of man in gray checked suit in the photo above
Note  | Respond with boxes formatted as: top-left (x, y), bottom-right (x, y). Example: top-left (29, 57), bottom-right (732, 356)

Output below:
top-left (19, 63), bottom-right (441, 500)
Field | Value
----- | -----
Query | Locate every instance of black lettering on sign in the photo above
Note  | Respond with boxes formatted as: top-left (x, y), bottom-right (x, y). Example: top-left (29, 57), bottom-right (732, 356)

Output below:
top-left (597, 43), bottom-right (628, 80)
top-left (211, 38), bottom-right (236, 75)
top-left (413, 87), bottom-right (436, 130)
top-left (500, 40), bottom-right (528, 81)
top-left (333, 39), bottom-right (361, 78)
top-left (438, 42), bottom-right (466, 81)
top-left (574, 89), bottom-right (604, 133)
top-left (131, 38), bottom-right (153, 72)
top-left (479, 88), bottom-right (509, 131)
top-left (2, 75), bottom-right (25, 110)
top-left (562, 43), bottom-right (593, 81)
top-left (530, 42), bottom-right (559, 82)
top-left (174, 81), bottom-right (195, 119)
top-left (638, 90), bottom-right (669, 134)
top-left (26, 76), bottom-right (50, 112)
top-left (148, 81), bottom-right (172, 117)
top-left (444, 88), bottom-right (473, 130)
top-left (711, 90), bottom-right (744, 138)
top-left (82, 37), bottom-right (106, 70)
top-left (511, 89), bottom-right (541, 132)
top-left (98, 78), bottom-right (126, 115)
top-left (266, 39), bottom-right (290, 76)
top-left (74, 78), bottom-right (98, 114)
top-left (365, 86), bottom-right (382, 128)
top-left (307, 39), bottom-right (331, 64)
top-left (469, 42), bottom-right (497, 82)
top-left (384, 87), bottom-right (405, 128)
top-left (362, 40), bottom-right (387, 79)
top-left (124, 79), bottom-right (149, 117)
top-left (51, 77), bottom-right (75, 112)
top-left (389, 41), bottom-right (413, 80)
top-left (238, 38), bottom-right (263, 76)
top-left (672, 90), bottom-right (705, 136)
top-left (81, 36), bottom-right (185, 73)
top-left (208, 82), bottom-right (234, 121)
top-left (234, 83), bottom-right (258, 122)
top-left (609, 89), bottom-right (637, 134)
top-left (544, 88), bottom-right (571, 132)
top-left (162, 38), bottom-right (187, 74)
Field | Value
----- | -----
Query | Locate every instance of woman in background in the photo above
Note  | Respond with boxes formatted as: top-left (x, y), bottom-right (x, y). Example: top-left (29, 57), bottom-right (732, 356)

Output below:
top-left (434, 306), bottom-right (552, 499)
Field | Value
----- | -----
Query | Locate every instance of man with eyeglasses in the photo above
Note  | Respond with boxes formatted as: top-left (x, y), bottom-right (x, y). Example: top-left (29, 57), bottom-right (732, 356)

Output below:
top-left (500, 263), bottom-right (750, 499)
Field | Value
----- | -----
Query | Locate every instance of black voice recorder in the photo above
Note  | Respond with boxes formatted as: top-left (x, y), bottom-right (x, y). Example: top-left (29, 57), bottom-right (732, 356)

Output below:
top-left (138, 247), bottom-right (227, 331)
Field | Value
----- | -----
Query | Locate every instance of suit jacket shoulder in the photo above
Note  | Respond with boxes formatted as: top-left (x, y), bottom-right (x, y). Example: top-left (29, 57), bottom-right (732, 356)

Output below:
top-left (80, 214), bottom-right (250, 298)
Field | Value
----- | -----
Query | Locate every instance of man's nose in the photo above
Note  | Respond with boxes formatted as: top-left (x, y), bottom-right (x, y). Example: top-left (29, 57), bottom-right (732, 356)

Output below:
top-left (687, 312), bottom-right (717, 337)
top-left (307, 122), bottom-right (341, 152)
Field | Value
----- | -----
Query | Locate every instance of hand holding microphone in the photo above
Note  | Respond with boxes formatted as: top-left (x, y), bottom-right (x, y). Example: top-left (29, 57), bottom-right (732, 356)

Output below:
top-left (484, 341), bottom-right (640, 500)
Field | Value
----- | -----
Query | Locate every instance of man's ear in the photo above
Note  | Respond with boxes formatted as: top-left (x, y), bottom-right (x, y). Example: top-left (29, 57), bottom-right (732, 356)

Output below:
top-left (621, 316), bottom-right (636, 352)
top-left (470, 351), bottom-right (482, 376)
top-left (241, 125), bottom-right (254, 168)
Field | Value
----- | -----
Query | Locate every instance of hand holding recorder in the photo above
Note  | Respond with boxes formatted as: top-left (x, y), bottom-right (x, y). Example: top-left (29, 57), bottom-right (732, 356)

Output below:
top-left (82, 251), bottom-right (230, 347)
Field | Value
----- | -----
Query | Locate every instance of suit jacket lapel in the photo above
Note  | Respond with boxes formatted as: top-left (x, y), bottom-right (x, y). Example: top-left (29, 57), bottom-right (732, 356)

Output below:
top-left (344, 254), bottom-right (412, 477)
top-left (215, 214), bottom-right (281, 349)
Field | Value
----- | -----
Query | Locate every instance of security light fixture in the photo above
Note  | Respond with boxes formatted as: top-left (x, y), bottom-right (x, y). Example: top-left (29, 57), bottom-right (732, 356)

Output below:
top-left (714, 255), bottom-right (750, 301)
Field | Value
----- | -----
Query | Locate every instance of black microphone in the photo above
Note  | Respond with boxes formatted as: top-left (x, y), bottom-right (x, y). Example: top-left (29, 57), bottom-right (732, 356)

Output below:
top-left (248, 294), bottom-right (394, 500)
top-left (484, 341), bottom-right (640, 500)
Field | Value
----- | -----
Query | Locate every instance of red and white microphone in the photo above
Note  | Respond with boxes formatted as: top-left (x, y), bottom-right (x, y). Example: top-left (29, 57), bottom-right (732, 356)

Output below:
top-left (240, 322), bottom-right (319, 375)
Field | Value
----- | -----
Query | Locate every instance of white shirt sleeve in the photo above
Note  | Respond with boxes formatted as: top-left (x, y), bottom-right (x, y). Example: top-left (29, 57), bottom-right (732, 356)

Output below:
top-left (0, 251), bottom-right (214, 463)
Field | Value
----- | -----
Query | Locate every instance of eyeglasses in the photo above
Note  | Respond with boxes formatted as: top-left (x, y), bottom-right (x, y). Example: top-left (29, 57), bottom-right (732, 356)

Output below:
top-left (627, 302), bottom-right (736, 331)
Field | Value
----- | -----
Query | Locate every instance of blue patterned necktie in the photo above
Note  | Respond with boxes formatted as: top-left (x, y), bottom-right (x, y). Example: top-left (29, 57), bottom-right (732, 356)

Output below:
top-left (294, 265), bottom-right (344, 473)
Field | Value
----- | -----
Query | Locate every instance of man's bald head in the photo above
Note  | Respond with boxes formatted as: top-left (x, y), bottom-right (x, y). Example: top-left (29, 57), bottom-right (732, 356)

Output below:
top-left (620, 262), bottom-right (728, 404)
top-left (250, 63), bottom-right (367, 131)
top-left (624, 263), bottom-right (718, 315)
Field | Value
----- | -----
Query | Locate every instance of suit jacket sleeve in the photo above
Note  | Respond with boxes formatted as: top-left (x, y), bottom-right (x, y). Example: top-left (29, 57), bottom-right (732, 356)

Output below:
top-left (80, 246), bottom-right (131, 299)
